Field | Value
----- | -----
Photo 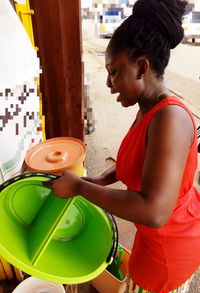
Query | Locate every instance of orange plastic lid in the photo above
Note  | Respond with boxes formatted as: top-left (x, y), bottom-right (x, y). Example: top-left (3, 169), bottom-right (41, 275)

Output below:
top-left (25, 137), bottom-right (86, 173)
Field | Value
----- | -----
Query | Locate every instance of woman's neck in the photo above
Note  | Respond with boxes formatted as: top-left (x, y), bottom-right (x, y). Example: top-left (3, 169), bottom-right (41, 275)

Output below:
top-left (138, 85), bottom-right (169, 114)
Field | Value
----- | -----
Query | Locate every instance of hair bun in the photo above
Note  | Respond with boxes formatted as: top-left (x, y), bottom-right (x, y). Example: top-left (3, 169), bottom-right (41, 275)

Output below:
top-left (132, 0), bottom-right (188, 49)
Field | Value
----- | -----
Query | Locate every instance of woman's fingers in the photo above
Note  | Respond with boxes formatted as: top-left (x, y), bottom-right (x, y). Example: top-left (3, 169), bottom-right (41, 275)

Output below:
top-left (42, 170), bottom-right (80, 198)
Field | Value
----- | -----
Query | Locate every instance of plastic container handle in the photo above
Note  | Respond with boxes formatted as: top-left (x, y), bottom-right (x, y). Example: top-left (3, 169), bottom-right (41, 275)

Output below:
top-left (105, 212), bottom-right (118, 264)
top-left (0, 172), bottom-right (60, 192)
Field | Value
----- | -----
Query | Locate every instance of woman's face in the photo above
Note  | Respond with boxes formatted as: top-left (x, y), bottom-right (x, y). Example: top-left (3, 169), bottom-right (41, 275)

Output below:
top-left (105, 48), bottom-right (145, 107)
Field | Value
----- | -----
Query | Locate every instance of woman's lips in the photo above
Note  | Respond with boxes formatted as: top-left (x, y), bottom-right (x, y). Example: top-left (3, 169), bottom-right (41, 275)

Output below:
top-left (110, 89), bottom-right (118, 94)
top-left (109, 90), bottom-right (122, 102)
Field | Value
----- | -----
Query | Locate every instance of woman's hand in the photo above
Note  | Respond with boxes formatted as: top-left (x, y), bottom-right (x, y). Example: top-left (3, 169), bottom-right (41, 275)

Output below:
top-left (44, 170), bottom-right (81, 199)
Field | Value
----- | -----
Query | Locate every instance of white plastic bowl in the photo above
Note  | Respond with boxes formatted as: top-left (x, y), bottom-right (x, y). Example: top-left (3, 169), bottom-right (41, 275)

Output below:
top-left (12, 276), bottom-right (66, 293)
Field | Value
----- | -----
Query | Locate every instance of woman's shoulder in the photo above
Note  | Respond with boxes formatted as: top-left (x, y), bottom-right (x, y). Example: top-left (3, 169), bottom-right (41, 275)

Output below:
top-left (150, 95), bottom-right (194, 129)
top-left (148, 98), bottom-right (195, 149)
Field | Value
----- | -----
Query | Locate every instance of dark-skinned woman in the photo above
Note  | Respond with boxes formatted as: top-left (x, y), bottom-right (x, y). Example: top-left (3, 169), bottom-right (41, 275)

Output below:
top-left (46, 1), bottom-right (200, 292)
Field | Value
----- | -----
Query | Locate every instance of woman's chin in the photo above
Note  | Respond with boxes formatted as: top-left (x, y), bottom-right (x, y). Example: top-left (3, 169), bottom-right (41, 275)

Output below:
top-left (117, 95), bottom-right (129, 107)
top-left (117, 99), bottom-right (130, 108)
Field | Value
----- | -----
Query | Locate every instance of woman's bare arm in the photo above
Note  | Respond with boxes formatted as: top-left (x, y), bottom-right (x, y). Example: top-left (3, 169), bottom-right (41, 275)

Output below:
top-left (46, 106), bottom-right (194, 228)
top-left (82, 164), bottom-right (117, 186)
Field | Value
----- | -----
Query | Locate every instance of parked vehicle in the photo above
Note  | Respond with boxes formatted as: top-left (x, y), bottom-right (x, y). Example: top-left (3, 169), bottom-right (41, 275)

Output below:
top-left (95, 10), bottom-right (122, 37)
top-left (182, 11), bottom-right (200, 43)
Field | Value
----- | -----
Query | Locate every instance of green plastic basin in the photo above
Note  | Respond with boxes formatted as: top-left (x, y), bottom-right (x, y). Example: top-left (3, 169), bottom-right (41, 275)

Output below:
top-left (0, 173), bottom-right (117, 284)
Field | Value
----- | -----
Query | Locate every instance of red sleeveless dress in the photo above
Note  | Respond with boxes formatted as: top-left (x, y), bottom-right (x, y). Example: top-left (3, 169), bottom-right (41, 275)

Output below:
top-left (116, 96), bottom-right (200, 293)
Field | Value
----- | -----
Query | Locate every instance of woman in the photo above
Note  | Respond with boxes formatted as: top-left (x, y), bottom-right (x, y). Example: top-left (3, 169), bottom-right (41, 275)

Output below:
top-left (46, 0), bottom-right (200, 292)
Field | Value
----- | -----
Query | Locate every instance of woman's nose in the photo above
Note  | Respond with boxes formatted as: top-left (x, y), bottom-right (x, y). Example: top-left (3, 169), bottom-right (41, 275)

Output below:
top-left (106, 76), bottom-right (112, 88)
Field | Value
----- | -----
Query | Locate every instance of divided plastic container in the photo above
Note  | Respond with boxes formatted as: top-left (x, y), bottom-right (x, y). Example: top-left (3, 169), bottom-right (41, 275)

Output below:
top-left (0, 173), bottom-right (118, 284)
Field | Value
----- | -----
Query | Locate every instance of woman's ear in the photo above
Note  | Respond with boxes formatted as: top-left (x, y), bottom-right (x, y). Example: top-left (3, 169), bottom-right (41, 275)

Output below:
top-left (136, 57), bottom-right (149, 79)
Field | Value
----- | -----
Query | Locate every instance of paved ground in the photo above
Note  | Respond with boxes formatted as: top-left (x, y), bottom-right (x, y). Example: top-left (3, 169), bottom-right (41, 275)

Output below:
top-left (78, 20), bottom-right (200, 292)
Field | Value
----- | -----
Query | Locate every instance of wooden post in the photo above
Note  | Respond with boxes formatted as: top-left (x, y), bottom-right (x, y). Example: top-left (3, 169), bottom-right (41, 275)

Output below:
top-left (30, 0), bottom-right (84, 140)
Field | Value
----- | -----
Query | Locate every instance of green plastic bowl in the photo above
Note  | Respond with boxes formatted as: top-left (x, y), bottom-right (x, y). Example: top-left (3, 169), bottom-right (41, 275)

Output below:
top-left (0, 173), bottom-right (118, 284)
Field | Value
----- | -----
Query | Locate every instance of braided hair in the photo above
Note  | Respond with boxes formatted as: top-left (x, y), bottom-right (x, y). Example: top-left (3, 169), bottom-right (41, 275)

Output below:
top-left (108, 0), bottom-right (188, 78)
